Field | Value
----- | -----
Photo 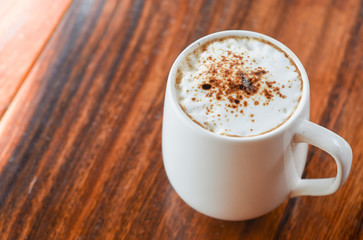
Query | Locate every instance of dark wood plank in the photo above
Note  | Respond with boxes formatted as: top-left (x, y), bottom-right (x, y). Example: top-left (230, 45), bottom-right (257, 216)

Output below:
top-left (0, 0), bottom-right (362, 239)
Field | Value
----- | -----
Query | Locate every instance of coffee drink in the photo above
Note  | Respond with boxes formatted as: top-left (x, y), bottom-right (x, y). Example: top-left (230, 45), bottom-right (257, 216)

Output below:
top-left (175, 36), bottom-right (303, 137)
top-left (164, 31), bottom-right (352, 221)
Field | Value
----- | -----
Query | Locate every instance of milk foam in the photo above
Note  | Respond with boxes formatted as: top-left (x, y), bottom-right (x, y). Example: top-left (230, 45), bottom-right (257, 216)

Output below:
top-left (175, 37), bottom-right (302, 137)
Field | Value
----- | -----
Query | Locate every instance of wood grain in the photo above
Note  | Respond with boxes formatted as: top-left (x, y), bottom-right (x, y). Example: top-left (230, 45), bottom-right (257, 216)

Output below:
top-left (0, 0), bottom-right (72, 117)
top-left (0, 0), bottom-right (362, 239)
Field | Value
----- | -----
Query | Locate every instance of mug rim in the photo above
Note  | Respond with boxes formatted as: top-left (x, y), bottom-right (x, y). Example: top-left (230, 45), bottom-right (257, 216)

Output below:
top-left (167, 30), bottom-right (309, 142)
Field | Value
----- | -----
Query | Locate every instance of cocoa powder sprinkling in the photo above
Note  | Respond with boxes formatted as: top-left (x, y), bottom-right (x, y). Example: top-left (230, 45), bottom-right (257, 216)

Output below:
top-left (196, 50), bottom-right (286, 111)
top-left (175, 36), bottom-right (303, 137)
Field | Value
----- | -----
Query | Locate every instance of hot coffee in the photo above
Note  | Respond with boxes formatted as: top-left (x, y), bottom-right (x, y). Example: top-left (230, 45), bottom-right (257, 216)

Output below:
top-left (164, 31), bottom-right (352, 221)
top-left (175, 36), bottom-right (303, 137)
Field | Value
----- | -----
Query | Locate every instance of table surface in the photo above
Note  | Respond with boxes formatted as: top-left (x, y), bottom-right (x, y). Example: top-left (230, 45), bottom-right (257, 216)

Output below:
top-left (0, 0), bottom-right (362, 239)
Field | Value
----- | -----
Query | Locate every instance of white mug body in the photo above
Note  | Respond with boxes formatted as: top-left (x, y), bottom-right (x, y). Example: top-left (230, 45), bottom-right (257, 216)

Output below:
top-left (162, 30), bottom-right (351, 221)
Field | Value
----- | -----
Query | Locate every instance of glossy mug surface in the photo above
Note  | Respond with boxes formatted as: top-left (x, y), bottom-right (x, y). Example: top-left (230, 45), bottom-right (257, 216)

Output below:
top-left (162, 30), bottom-right (352, 221)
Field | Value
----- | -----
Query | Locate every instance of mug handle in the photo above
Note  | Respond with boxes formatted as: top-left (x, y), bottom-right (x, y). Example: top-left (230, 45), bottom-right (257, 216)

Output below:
top-left (290, 120), bottom-right (352, 197)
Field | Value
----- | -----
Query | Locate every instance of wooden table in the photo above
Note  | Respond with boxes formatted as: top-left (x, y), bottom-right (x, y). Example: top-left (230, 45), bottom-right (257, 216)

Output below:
top-left (0, 0), bottom-right (362, 239)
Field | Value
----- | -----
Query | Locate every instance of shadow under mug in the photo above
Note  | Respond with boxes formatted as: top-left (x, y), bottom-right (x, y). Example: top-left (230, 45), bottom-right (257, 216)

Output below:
top-left (162, 30), bottom-right (352, 221)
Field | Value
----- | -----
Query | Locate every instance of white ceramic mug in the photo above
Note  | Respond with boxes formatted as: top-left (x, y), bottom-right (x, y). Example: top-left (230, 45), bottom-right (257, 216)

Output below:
top-left (162, 30), bottom-right (352, 221)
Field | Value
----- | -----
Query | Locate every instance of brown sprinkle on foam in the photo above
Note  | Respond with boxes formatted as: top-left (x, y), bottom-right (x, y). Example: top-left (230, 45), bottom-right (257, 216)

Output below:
top-left (176, 36), bottom-right (303, 137)
top-left (193, 39), bottom-right (290, 115)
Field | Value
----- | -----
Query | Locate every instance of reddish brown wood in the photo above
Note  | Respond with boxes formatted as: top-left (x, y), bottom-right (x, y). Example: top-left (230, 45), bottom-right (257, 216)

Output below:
top-left (0, 0), bottom-right (72, 117)
top-left (0, 0), bottom-right (362, 239)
